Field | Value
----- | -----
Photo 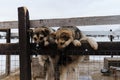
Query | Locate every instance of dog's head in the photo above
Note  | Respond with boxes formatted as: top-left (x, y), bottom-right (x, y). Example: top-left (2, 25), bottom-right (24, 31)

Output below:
top-left (55, 29), bottom-right (74, 49)
top-left (30, 27), bottom-right (51, 48)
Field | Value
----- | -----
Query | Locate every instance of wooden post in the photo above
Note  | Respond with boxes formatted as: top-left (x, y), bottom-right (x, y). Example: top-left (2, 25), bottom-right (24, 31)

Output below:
top-left (5, 29), bottom-right (11, 76)
top-left (18, 7), bottom-right (31, 80)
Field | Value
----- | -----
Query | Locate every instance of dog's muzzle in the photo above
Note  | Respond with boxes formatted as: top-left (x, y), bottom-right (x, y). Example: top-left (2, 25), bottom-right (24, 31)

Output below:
top-left (35, 43), bottom-right (41, 50)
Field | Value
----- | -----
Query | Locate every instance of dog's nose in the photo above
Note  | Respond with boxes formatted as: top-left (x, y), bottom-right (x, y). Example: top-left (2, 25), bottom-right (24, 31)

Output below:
top-left (60, 42), bottom-right (64, 45)
top-left (36, 44), bottom-right (40, 50)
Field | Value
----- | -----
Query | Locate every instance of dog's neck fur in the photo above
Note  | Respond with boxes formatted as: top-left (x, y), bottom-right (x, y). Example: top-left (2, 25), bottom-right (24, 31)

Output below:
top-left (74, 27), bottom-right (81, 40)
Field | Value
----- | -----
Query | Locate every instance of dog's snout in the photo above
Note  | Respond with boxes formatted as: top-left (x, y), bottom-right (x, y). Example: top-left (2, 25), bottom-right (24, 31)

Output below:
top-left (40, 37), bottom-right (44, 40)
top-left (36, 44), bottom-right (39, 47)
top-left (36, 44), bottom-right (40, 50)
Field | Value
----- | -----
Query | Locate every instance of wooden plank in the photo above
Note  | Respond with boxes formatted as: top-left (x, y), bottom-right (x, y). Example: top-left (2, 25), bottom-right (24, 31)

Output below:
top-left (0, 15), bottom-right (120, 28)
top-left (0, 43), bottom-right (19, 54)
top-left (18, 7), bottom-right (31, 80)
top-left (0, 28), bottom-right (11, 32)
top-left (5, 29), bottom-right (11, 76)
top-left (0, 42), bottom-right (119, 55)
top-left (31, 42), bottom-right (120, 55)
top-left (0, 21), bottom-right (18, 28)
top-left (67, 42), bottom-right (117, 55)
top-left (30, 15), bottom-right (120, 27)
top-left (104, 58), bottom-right (120, 70)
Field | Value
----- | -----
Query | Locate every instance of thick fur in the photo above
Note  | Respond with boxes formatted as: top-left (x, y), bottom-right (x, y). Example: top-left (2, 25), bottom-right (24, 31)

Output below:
top-left (31, 26), bottom-right (55, 47)
top-left (32, 26), bottom-right (98, 80)
top-left (55, 26), bottom-right (98, 50)
top-left (31, 26), bottom-right (56, 80)
top-left (55, 26), bottom-right (82, 49)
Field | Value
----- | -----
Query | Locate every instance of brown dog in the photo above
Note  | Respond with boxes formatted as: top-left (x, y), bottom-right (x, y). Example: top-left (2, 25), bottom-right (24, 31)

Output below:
top-left (55, 26), bottom-right (98, 80)
top-left (55, 26), bottom-right (98, 50)
top-left (55, 26), bottom-right (81, 49)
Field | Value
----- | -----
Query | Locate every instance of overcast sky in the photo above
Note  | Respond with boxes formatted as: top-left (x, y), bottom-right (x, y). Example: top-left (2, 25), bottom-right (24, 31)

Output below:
top-left (1, 0), bottom-right (120, 31)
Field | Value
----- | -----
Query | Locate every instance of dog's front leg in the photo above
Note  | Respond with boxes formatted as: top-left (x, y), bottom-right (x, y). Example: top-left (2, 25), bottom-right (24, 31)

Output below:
top-left (60, 67), bottom-right (67, 80)
top-left (61, 39), bottom-right (73, 48)
top-left (72, 40), bottom-right (81, 47)
top-left (86, 37), bottom-right (98, 50)
top-left (45, 57), bottom-right (55, 80)
top-left (80, 37), bottom-right (98, 50)
top-left (79, 33), bottom-right (98, 50)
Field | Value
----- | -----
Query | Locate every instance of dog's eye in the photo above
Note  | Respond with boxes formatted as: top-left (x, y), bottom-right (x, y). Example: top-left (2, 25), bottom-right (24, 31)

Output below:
top-left (53, 37), bottom-right (56, 39)
top-left (64, 37), bottom-right (69, 41)
top-left (61, 36), bottom-right (69, 41)
top-left (40, 37), bottom-right (44, 40)
top-left (33, 37), bottom-right (37, 41)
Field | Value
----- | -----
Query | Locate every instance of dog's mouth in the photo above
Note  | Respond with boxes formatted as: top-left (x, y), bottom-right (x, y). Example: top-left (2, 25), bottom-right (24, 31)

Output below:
top-left (34, 42), bottom-right (44, 50)
top-left (57, 41), bottom-right (71, 49)
top-left (57, 37), bottom-right (71, 49)
top-left (33, 36), bottom-right (45, 47)
top-left (35, 43), bottom-right (40, 50)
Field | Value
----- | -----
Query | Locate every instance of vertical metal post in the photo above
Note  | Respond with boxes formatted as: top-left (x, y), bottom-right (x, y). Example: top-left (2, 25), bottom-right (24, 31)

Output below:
top-left (109, 29), bottom-right (113, 42)
top-left (109, 29), bottom-right (114, 58)
top-left (5, 29), bottom-right (11, 76)
top-left (18, 7), bottom-right (31, 80)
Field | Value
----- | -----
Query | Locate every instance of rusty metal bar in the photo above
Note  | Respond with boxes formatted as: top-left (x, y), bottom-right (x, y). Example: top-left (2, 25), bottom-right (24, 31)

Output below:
top-left (18, 7), bottom-right (31, 80)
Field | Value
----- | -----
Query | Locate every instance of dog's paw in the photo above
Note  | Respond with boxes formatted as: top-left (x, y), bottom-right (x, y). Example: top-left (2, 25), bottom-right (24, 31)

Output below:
top-left (87, 38), bottom-right (98, 50)
top-left (73, 40), bottom-right (81, 46)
